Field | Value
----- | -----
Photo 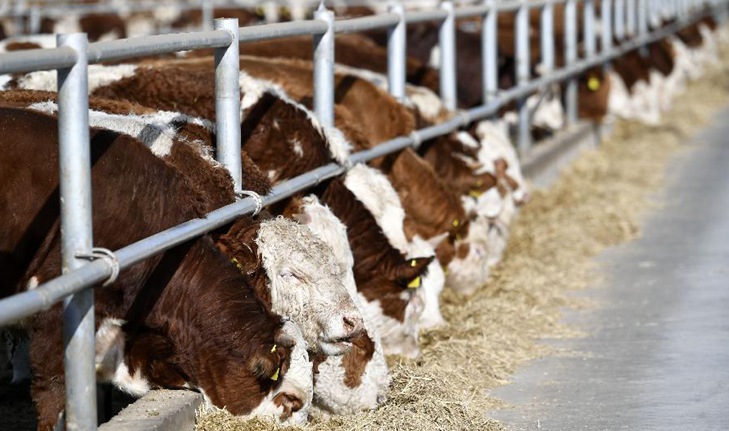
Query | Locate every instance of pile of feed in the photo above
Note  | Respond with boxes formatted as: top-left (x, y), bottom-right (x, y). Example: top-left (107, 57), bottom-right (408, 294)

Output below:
top-left (196, 44), bottom-right (729, 431)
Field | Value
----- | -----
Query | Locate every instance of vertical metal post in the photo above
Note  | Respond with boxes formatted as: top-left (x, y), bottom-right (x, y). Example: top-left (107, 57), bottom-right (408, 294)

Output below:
top-left (313, 4), bottom-right (335, 128)
top-left (638, 0), bottom-right (648, 35)
top-left (626, 0), bottom-right (636, 36)
top-left (214, 18), bottom-right (242, 195)
top-left (57, 33), bottom-right (97, 431)
top-left (516, 0), bottom-right (531, 154)
top-left (29, 6), bottom-right (41, 34)
top-left (602, 0), bottom-right (613, 53)
top-left (584, 0), bottom-right (596, 58)
top-left (387, 2), bottom-right (407, 102)
top-left (201, 0), bottom-right (213, 31)
top-left (541, 1), bottom-right (555, 73)
top-left (482, 0), bottom-right (498, 105)
top-left (615, 0), bottom-right (626, 39)
top-left (565, 0), bottom-right (578, 124)
top-left (439, 1), bottom-right (458, 111)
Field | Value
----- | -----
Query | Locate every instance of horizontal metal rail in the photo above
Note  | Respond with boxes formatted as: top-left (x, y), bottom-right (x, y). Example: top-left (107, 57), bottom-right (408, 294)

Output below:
top-left (333, 13), bottom-right (400, 33)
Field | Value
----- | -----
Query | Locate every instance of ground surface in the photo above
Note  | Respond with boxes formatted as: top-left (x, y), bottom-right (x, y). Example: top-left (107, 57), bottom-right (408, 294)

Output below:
top-left (492, 106), bottom-right (729, 431)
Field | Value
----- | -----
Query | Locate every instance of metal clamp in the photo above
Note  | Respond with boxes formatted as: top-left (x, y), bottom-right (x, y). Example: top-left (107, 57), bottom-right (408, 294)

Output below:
top-left (238, 190), bottom-right (264, 216)
top-left (75, 248), bottom-right (119, 287)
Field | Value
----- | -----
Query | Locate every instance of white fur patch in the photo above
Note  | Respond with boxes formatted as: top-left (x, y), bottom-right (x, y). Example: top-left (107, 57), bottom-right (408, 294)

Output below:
top-left (15, 64), bottom-right (138, 93)
top-left (26, 101), bottom-right (215, 160)
top-left (26, 276), bottom-right (39, 291)
top-left (94, 318), bottom-right (151, 397)
top-left (256, 217), bottom-right (362, 355)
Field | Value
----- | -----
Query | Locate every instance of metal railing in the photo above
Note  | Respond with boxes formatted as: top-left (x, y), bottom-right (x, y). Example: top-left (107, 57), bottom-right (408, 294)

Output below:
top-left (0, 0), bottom-right (726, 429)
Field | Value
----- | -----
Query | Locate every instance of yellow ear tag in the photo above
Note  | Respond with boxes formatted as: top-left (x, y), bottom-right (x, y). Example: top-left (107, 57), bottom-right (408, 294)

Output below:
top-left (407, 276), bottom-right (421, 289)
top-left (587, 76), bottom-right (601, 91)
top-left (270, 367), bottom-right (280, 381)
top-left (476, 179), bottom-right (483, 187)
top-left (443, 266), bottom-right (448, 276)
top-left (231, 257), bottom-right (245, 273)
top-left (410, 259), bottom-right (417, 268)
top-left (452, 219), bottom-right (460, 228)
top-left (469, 189), bottom-right (483, 198)
top-left (271, 344), bottom-right (277, 353)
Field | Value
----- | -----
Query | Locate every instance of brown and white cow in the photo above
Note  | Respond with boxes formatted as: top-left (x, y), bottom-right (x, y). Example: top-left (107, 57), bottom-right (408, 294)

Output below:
top-left (0, 105), bottom-right (313, 429)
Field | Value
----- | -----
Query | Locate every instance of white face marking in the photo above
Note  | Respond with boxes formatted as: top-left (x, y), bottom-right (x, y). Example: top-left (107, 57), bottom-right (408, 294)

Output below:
top-left (93, 318), bottom-right (151, 397)
top-left (256, 217), bottom-right (363, 355)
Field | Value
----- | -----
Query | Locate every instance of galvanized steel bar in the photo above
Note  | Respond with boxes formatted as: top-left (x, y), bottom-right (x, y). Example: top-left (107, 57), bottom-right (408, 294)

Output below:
top-left (387, 4), bottom-right (407, 102)
top-left (403, 9), bottom-right (449, 24)
top-left (565, 0), bottom-right (578, 124)
top-left (57, 32), bottom-right (97, 431)
top-left (313, 5), bottom-right (335, 128)
top-left (201, 0), bottom-right (214, 31)
top-left (439, 1), bottom-right (458, 111)
top-left (214, 18), bottom-right (242, 195)
top-left (516, 0), bottom-right (531, 154)
top-left (333, 13), bottom-right (400, 33)
top-left (541, 0), bottom-right (556, 73)
top-left (0, 47), bottom-right (77, 74)
top-left (602, 0), bottom-right (614, 52)
top-left (615, 0), bottom-right (626, 39)
top-left (584, 0), bottom-right (597, 57)
top-left (87, 30), bottom-right (232, 64)
top-left (638, 0), bottom-right (649, 35)
top-left (483, 0), bottom-right (499, 104)
top-left (238, 21), bottom-right (328, 41)
top-left (626, 0), bottom-right (636, 35)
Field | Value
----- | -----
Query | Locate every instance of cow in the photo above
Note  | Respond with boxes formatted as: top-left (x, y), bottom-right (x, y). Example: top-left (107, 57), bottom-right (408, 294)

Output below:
top-left (281, 195), bottom-right (391, 416)
top-left (0, 105), bottom-right (314, 429)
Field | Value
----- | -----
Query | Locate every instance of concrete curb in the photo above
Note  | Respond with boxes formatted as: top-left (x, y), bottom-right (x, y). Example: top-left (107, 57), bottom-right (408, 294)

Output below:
top-left (97, 118), bottom-right (609, 431)
top-left (98, 389), bottom-right (203, 431)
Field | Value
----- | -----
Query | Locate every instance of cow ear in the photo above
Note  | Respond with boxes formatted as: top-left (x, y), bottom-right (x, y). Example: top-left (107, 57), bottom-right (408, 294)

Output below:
top-left (396, 256), bottom-right (434, 285)
top-left (247, 347), bottom-right (279, 380)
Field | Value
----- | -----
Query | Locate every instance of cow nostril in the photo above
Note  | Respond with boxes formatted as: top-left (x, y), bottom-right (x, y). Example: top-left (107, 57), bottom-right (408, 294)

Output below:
top-left (342, 315), bottom-right (364, 335)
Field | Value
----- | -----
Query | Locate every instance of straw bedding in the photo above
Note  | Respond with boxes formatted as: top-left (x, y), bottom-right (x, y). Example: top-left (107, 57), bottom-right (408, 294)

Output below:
top-left (195, 43), bottom-right (729, 431)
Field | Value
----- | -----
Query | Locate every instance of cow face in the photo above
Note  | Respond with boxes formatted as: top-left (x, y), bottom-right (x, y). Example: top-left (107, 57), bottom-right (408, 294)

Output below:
top-left (245, 320), bottom-right (313, 424)
top-left (356, 255), bottom-right (433, 358)
top-left (257, 217), bottom-right (365, 357)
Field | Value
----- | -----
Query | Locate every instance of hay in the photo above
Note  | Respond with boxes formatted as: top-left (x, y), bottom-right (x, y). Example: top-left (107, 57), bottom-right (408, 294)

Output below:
top-left (197, 43), bottom-right (729, 431)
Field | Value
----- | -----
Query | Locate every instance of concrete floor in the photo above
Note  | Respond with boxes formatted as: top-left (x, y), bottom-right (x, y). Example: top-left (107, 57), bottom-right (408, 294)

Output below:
top-left (491, 108), bottom-right (729, 431)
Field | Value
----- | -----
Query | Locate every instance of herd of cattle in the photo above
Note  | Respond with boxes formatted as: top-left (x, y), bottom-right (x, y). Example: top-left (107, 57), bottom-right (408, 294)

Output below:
top-left (0, 1), bottom-right (726, 429)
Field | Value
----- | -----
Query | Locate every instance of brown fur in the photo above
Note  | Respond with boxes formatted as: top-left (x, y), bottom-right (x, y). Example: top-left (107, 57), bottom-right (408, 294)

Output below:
top-left (0, 106), bottom-right (294, 430)
top-left (342, 333), bottom-right (376, 389)
top-left (79, 13), bottom-right (127, 41)
top-left (578, 66), bottom-right (612, 123)
top-left (3, 41), bottom-right (41, 51)
top-left (379, 149), bottom-right (469, 266)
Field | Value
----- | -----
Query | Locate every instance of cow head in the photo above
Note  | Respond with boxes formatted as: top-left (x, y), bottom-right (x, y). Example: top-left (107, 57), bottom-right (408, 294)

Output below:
top-left (356, 255), bottom-right (433, 358)
top-left (256, 217), bottom-right (366, 357)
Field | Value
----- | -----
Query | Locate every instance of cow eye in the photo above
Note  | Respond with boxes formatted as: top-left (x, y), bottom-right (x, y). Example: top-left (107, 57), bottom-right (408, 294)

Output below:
top-left (279, 269), bottom-right (301, 282)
